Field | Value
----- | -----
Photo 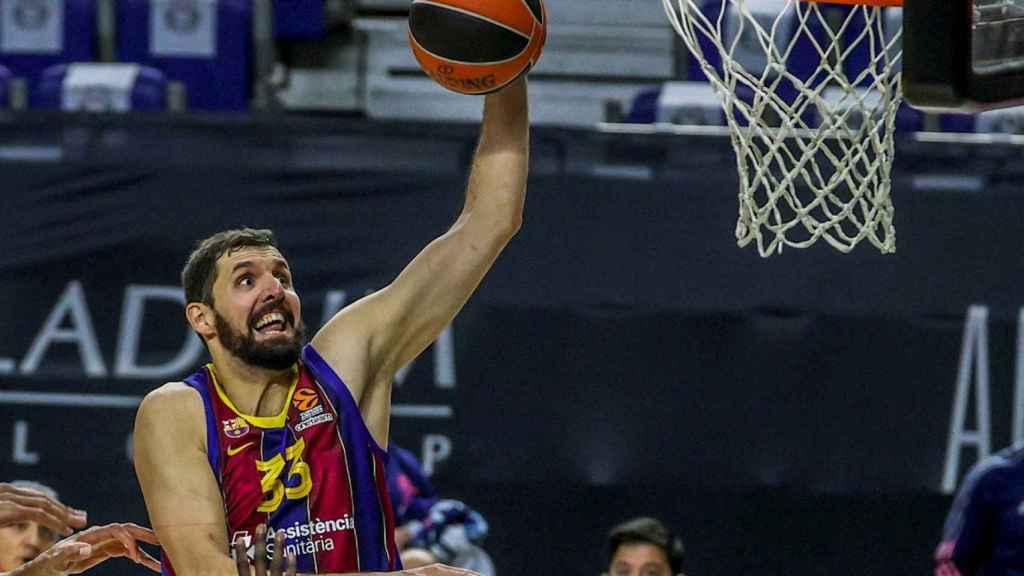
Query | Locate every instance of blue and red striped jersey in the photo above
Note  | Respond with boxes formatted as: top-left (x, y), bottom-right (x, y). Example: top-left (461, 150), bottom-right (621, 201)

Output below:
top-left (162, 345), bottom-right (401, 575)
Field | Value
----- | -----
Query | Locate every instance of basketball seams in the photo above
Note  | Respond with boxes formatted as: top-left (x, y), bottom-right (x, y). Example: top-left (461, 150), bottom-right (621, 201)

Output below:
top-left (411, 0), bottom-right (531, 41)
top-left (515, 0), bottom-right (543, 25)
top-left (408, 27), bottom-right (532, 67)
top-left (408, 0), bottom-right (545, 94)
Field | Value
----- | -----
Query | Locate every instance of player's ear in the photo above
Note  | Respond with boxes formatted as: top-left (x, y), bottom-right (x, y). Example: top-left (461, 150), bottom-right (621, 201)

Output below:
top-left (186, 301), bottom-right (216, 338)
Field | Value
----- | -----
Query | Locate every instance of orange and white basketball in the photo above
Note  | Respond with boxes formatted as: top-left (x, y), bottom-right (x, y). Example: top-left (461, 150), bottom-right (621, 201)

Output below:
top-left (408, 0), bottom-right (547, 95)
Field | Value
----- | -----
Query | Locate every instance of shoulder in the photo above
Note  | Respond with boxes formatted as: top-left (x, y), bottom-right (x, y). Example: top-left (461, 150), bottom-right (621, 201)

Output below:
top-left (960, 446), bottom-right (1024, 497)
top-left (135, 382), bottom-right (206, 434)
top-left (140, 381), bottom-right (203, 411)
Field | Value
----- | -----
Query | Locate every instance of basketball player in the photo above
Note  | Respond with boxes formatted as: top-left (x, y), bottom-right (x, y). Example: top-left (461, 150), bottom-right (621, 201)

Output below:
top-left (133, 79), bottom-right (529, 576)
top-left (605, 517), bottom-right (685, 576)
top-left (934, 443), bottom-right (1024, 576)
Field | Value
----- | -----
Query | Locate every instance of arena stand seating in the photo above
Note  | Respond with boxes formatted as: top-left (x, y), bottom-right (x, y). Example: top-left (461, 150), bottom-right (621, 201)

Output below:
top-left (32, 62), bottom-right (168, 111)
top-left (0, 0), bottom-right (1018, 133)
top-left (0, 0), bottom-right (96, 82)
top-left (116, 0), bottom-right (253, 110)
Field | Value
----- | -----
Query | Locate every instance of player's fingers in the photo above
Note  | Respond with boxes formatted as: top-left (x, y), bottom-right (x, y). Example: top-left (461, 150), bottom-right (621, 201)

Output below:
top-left (233, 537), bottom-right (250, 576)
top-left (106, 524), bottom-right (142, 563)
top-left (285, 552), bottom-right (297, 576)
top-left (123, 523), bottom-right (160, 545)
top-left (268, 530), bottom-right (284, 576)
top-left (254, 524), bottom-right (268, 576)
top-left (6, 488), bottom-right (86, 530)
top-left (11, 503), bottom-right (74, 537)
top-left (139, 548), bottom-right (162, 573)
top-left (50, 541), bottom-right (94, 574)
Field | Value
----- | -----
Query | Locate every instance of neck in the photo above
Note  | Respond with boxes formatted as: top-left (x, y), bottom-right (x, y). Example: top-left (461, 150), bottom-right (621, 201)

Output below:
top-left (209, 347), bottom-right (295, 417)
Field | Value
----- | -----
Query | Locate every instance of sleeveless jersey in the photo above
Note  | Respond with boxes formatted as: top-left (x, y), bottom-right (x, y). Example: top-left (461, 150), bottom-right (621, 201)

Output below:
top-left (162, 345), bottom-right (401, 575)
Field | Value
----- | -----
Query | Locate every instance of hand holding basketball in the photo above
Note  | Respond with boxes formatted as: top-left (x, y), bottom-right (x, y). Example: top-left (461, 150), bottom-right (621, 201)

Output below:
top-left (408, 0), bottom-right (547, 95)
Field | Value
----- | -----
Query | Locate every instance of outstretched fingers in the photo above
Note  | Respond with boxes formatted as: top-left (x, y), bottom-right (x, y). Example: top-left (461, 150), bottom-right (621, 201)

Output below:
top-left (0, 485), bottom-right (87, 536)
top-left (268, 530), bottom-right (284, 576)
top-left (254, 524), bottom-right (268, 576)
top-left (233, 536), bottom-right (250, 576)
top-left (285, 551), bottom-right (297, 576)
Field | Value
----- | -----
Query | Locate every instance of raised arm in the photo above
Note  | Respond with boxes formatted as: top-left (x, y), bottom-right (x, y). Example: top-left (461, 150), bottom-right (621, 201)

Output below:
top-left (133, 383), bottom-right (239, 576)
top-left (311, 79), bottom-right (530, 444)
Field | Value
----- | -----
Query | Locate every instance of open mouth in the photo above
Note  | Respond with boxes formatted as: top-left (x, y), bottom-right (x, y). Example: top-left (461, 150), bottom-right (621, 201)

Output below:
top-left (252, 310), bottom-right (291, 335)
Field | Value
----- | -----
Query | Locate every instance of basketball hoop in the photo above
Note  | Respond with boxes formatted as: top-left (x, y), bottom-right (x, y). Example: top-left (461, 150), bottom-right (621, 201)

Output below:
top-left (663, 0), bottom-right (904, 256)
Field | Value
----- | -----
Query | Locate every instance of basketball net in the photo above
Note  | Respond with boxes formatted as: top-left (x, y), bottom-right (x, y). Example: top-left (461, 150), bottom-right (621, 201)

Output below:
top-left (663, 0), bottom-right (903, 256)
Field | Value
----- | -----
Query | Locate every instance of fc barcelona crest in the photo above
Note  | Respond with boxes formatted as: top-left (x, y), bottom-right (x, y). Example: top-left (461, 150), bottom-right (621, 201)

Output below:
top-left (222, 417), bottom-right (250, 439)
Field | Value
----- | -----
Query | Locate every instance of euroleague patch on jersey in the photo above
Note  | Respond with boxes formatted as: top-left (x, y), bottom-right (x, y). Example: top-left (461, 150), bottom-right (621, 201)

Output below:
top-left (292, 388), bottom-right (320, 411)
top-left (223, 416), bottom-right (250, 439)
top-left (291, 388), bottom-right (333, 432)
top-left (295, 409), bottom-right (333, 432)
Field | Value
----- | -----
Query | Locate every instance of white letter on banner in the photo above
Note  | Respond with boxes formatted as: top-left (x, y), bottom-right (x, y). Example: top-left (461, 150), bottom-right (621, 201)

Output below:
top-left (421, 434), bottom-right (452, 477)
top-left (125, 432), bottom-right (134, 463)
top-left (434, 326), bottom-right (455, 389)
top-left (12, 421), bottom-right (39, 465)
top-left (20, 281), bottom-right (107, 377)
top-left (1015, 308), bottom-right (1024, 444)
top-left (115, 285), bottom-right (204, 379)
top-left (394, 325), bottom-right (456, 389)
top-left (942, 305), bottom-right (993, 494)
top-left (320, 290), bottom-right (348, 327)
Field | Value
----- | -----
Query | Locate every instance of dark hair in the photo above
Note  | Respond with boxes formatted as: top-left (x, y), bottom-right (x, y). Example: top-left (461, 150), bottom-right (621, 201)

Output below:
top-left (607, 517), bottom-right (684, 575)
top-left (181, 228), bottom-right (279, 305)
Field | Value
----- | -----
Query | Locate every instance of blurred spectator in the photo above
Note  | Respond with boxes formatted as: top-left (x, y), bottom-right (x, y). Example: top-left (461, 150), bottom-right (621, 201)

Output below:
top-left (605, 517), bottom-right (685, 576)
top-left (387, 443), bottom-right (492, 573)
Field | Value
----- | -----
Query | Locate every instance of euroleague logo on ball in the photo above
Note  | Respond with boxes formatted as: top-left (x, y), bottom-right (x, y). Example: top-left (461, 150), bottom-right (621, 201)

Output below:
top-left (408, 0), bottom-right (546, 95)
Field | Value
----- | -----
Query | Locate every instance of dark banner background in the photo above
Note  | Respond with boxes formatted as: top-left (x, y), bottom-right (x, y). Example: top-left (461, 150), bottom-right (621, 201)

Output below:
top-left (1, 115), bottom-right (1022, 575)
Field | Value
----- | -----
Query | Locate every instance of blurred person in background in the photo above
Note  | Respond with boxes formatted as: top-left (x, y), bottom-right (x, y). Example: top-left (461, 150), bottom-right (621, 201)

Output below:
top-left (134, 78), bottom-right (529, 576)
top-left (0, 481), bottom-right (159, 576)
top-left (605, 517), bottom-right (685, 576)
top-left (387, 444), bottom-right (492, 574)
top-left (934, 444), bottom-right (1024, 576)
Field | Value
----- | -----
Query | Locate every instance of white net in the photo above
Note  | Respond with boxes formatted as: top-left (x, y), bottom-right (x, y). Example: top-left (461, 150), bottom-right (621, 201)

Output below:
top-left (662, 0), bottom-right (903, 256)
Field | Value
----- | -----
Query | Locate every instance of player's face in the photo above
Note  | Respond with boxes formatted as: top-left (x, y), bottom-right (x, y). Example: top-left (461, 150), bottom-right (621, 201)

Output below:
top-left (0, 521), bottom-right (58, 570)
top-left (608, 543), bottom-right (673, 576)
top-left (210, 246), bottom-right (305, 370)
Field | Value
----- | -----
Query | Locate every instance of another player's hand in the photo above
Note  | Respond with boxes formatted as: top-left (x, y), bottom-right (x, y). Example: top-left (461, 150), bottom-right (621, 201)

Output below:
top-left (13, 522), bottom-right (160, 576)
top-left (0, 483), bottom-right (88, 537)
top-left (233, 524), bottom-right (295, 576)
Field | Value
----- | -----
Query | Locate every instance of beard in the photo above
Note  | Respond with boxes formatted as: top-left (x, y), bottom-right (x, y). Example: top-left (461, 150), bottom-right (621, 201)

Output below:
top-left (213, 307), bottom-right (306, 370)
